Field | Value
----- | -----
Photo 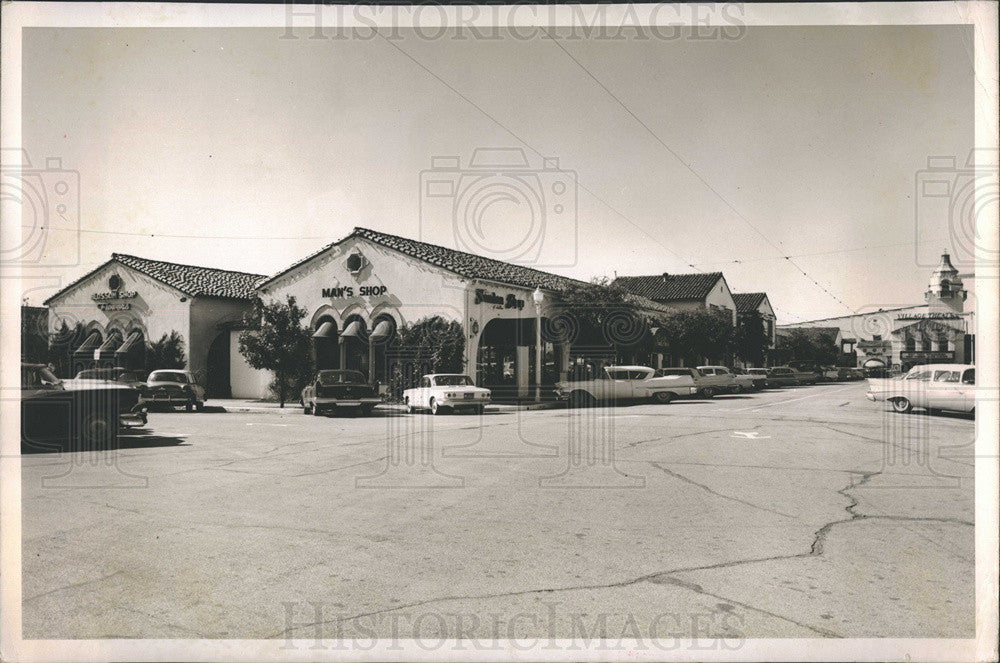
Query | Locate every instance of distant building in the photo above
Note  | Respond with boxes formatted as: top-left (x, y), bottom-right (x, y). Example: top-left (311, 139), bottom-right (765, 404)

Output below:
top-left (732, 291), bottom-right (777, 352)
top-left (778, 251), bottom-right (973, 373)
top-left (612, 272), bottom-right (737, 324)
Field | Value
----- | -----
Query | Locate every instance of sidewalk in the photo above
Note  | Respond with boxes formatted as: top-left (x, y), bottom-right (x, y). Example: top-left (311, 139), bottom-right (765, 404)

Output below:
top-left (203, 398), bottom-right (563, 414)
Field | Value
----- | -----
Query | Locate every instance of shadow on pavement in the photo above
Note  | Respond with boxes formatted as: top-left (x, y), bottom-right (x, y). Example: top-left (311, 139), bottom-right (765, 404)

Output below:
top-left (21, 431), bottom-right (188, 454)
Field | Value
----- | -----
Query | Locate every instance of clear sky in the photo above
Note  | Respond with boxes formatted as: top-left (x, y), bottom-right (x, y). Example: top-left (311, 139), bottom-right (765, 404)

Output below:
top-left (20, 25), bottom-right (975, 321)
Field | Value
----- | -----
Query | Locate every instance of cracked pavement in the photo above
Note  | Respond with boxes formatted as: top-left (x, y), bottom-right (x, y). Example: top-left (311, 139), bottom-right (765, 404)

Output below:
top-left (21, 382), bottom-right (974, 639)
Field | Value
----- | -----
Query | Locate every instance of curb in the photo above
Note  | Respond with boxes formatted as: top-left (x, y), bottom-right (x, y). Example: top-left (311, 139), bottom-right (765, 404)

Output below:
top-left (205, 401), bottom-right (564, 415)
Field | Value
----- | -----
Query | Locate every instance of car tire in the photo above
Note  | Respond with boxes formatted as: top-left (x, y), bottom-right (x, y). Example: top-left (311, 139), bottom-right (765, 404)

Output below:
top-left (891, 398), bottom-right (912, 414)
top-left (732, 384), bottom-right (743, 393)
top-left (303, 401), bottom-right (313, 415)
top-left (652, 391), bottom-right (674, 404)
top-left (569, 391), bottom-right (594, 408)
top-left (430, 398), bottom-right (440, 415)
top-left (474, 404), bottom-right (485, 415)
top-left (80, 411), bottom-right (117, 447)
top-left (185, 399), bottom-right (194, 413)
top-left (195, 401), bottom-right (204, 412)
top-left (312, 404), bottom-right (324, 416)
top-left (701, 387), bottom-right (715, 398)
top-left (360, 404), bottom-right (375, 416)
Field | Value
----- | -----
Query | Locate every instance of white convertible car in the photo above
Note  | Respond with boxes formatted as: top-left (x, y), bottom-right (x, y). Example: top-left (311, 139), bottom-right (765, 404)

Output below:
top-left (867, 363), bottom-right (975, 414)
top-left (403, 374), bottom-right (491, 415)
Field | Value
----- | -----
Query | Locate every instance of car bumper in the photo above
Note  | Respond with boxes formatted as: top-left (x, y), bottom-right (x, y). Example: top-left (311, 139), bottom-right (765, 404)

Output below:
top-left (120, 407), bottom-right (148, 427)
top-left (314, 397), bottom-right (381, 407)
top-left (145, 394), bottom-right (191, 404)
top-left (866, 392), bottom-right (880, 402)
top-left (440, 398), bottom-right (490, 407)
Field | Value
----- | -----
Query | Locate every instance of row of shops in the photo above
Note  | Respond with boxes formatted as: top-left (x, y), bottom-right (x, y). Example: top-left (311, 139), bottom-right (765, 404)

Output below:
top-left (39, 227), bottom-right (971, 399)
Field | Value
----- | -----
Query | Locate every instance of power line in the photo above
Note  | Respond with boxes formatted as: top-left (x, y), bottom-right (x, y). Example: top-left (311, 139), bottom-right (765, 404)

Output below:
top-left (543, 30), bottom-right (857, 317)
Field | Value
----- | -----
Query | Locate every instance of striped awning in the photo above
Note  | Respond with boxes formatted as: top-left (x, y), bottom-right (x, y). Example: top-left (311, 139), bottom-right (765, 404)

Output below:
top-left (312, 321), bottom-right (336, 338)
top-left (115, 330), bottom-right (143, 355)
top-left (72, 331), bottom-right (103, 357)
top-left (370, 319), bottom-right (394, 341)
top-left (95, 332), bottom-right (124, 359)
top-left (339, 320), bottom-right (363, 340)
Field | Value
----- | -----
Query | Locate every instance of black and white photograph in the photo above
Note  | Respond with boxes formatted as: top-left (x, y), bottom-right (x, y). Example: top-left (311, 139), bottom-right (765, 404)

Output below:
top-left (1, 2), bottom-right (997, 661)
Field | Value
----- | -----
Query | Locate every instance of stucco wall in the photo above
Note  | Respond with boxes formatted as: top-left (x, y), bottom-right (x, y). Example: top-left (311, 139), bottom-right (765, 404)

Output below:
top-left (228, 329), bottom-right (274, 399)
top-left (46, 262), bottom-right (191, 370)
top-left (188, 297), bottom-right (254, 385)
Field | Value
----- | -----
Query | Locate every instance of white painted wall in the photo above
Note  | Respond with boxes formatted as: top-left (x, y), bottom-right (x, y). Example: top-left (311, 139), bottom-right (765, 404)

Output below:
top-left (228, 329), bottom-right (273, 399)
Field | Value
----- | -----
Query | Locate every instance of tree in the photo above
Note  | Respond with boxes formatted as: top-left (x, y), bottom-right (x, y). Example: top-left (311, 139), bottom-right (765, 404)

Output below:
top-left (145, 331), bottom-right (187, 372)
top-left (773, 329), bottom-right (838, 366)
top-left (735, 310), bottom-right (770, 367)
top-left (655, 308), bottom-right (734, 365)
top-left (238, 296), bottom-right (311, 407)
top-left (21, 307), bottom-right (49, 363)
top-left (554, 279), bottom-right (652, 351)
top-left (386, 316), bottom-right (465, 400)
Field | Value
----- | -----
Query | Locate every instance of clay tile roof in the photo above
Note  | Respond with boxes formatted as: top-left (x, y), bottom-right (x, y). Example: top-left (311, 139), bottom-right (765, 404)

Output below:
top-left (44, 254), bottom-right (267, 305)
top-left (732, 292), bottom-right (767, 313)
top-left (612, 272), bottom-right (724, 302)
top-left (261, 227), bottom-right (590, 292)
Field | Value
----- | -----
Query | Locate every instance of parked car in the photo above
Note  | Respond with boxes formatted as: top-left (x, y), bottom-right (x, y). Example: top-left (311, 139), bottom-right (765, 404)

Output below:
top-left (65, 367), bottom-right (147, 392)
top-left (21, 362), bottom-right (143, 452)
top-left (404, 374), bottom-right (491, 415)
top-left (62, 367), bottom-right (148, 428)
top-left (145, 369), bottom-right (205, 412)
top-left (301, 369), bottom-right (380, 416)
top-left (557, 366), bottom-right (698, 406)
top-left (696, 366), bottom-right (739, 395)
top-left (820, 366), bottom-right (842, 381)
top-left (745, 368), bottom-right (770, 389)
top-left (729, 367), bottom-right (758, 392)
top-left (847, 368), bottom-right (865, 380)
top-left (867, 363), bottom-right (975, 414)
top-left (655, 367), bottom-right (719, 398)
top-left (765, 366), bottom-right (801, 387)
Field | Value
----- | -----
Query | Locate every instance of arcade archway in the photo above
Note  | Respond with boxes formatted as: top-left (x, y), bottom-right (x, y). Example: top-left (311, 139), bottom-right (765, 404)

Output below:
top-left (311, 316), bottom-right (340, 370)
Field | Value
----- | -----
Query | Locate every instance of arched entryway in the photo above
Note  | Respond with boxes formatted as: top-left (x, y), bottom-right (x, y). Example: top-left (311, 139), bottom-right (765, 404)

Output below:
top-left (206, 331), bottom-right (231, 397)
top-left (340, 315), bottom-right (369, 375)
top-left (369, 314), bottom-right (397, 384)
top-left (115, 329), bottom-right (146, 372)
top-left (477, 316), bottom-right (561, 399)
top-left (311, 316), bottom-right (340, 370)
top-left (71, 329), bottom-right (103, 375)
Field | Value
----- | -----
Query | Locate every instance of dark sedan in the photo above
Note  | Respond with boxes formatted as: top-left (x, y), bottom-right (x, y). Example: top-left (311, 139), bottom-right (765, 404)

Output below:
top-left (21, 363), bottom-right (143, 453)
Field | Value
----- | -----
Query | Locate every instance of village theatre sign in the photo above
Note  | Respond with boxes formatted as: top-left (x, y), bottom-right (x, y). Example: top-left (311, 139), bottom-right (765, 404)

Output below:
top-left (91, 275), bottom-right (137, 311)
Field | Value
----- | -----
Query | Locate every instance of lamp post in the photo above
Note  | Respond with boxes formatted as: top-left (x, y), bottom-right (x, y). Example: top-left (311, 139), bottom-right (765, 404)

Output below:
top-left (533, 287), bottom-right (544, 402)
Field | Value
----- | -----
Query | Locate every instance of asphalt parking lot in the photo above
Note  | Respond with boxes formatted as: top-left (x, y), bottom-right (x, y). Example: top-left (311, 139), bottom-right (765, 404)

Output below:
top-left (21, 381), bottom-right (975, 641)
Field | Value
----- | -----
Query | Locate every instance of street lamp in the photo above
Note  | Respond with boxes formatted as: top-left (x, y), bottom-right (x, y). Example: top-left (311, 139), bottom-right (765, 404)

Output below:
top-left (533, 287), bottom-right (544, 403)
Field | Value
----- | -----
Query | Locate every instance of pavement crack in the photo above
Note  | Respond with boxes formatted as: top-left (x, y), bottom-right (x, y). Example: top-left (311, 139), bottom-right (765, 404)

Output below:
top-left (23, 571), bottom-right (124, 604)
top-left (648, 462), bottom-right (799, 519)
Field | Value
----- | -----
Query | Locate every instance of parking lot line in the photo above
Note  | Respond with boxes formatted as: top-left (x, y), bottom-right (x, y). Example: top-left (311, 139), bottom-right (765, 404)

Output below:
top-left (734, 385), bottom-right (858, 411)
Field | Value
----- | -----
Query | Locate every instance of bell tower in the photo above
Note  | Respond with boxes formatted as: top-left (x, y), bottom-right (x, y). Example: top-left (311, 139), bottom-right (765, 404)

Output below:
top-left (925, 250), bottom-right (966, 313)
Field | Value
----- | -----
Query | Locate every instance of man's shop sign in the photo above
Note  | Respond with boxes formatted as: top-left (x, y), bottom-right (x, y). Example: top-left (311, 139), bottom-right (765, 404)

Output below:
top-left (321, 285), bottom-right (388, 298)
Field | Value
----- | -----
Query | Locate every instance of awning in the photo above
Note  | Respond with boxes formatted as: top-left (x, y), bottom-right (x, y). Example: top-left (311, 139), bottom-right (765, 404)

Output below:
top-left (369, 319), bottom-right (394, 341)
top-left (94, 332), bottom-right (124, 359)
top-left (115, 331), bottom-right (143, 355)
top-left (312, 321), bottom-right (336, 339)
top-left (863, 358), bottom-right (886, 368)
top-left (339, 320), bottom-right (363, 341)
top-left (72, 331), bottom-right (103, 357)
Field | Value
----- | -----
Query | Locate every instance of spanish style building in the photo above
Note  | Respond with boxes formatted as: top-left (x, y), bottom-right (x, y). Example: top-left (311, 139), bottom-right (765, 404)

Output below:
top-left (777, 251), bottom-right (974, 373)
top-left (612, 272), bottom-right (738, 324)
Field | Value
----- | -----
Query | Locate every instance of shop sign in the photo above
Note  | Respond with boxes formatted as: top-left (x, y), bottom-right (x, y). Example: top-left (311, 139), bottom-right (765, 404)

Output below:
top-left (900, 351), bottom-right (954, 361)
top-left (474, 288), bottom-right (524, 310)
top-left (93, 283), bottom-right (137, 310)
top-left (321, 285), bottom-right (388, 298)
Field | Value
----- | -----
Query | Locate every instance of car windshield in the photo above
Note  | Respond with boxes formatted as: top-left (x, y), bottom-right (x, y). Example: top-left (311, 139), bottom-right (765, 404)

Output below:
top-left (318, 370), bottom-right (366, 385)
top-left (150, 371), bottom-right (187, 383)
top-left (433, 375), bottom-right (472, 387)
